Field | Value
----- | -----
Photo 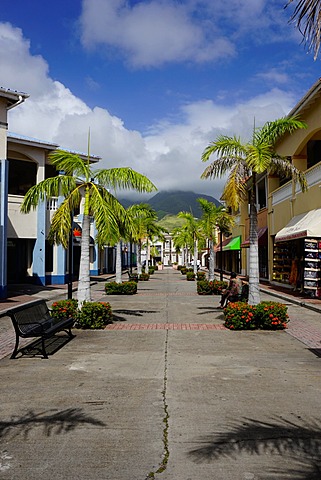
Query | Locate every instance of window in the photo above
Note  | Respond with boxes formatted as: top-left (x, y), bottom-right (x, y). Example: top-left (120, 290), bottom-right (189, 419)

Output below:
top-left (8, 159), bottom-right (37, 195)
top-left (307, 140), bottom-right (321, 169)
top-left (257, 177), bottom-right (267, 210)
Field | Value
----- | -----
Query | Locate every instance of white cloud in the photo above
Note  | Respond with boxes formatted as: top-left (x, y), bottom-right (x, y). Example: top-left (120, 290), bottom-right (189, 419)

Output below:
top-left (79, 0), bottom-right (295, 67)
top-left (2, 22), bottom-right (296, 201)
top-left (79, 0), bottom-right (235, 67)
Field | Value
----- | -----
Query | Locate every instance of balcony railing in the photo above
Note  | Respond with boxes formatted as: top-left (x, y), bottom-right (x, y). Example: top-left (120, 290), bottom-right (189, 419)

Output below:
top-left (271, 162), bottom-right (321, 207)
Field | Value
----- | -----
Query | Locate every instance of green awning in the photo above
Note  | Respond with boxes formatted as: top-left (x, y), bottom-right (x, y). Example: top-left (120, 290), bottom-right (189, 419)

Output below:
top-left (222, 235), bottom-right (241, 251)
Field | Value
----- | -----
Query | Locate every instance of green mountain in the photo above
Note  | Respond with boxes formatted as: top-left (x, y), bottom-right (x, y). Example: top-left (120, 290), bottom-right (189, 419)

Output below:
top-left (148, 191), bottom-right (221, 218)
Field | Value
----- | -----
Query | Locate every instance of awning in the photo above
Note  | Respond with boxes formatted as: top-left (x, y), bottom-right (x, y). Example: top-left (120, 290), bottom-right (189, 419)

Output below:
top-left (223, 235), bottom-right (241, 251)
top-left (214, 237), bottom-right (233, 252)
top-left (275, 208), bottom-right (321, 242)
top-left (241, 227), bottom-right (268, 248)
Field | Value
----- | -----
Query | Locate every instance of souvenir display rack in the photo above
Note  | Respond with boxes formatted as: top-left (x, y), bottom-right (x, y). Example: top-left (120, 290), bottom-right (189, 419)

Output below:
top-left (304, 238), bottom-right (321, 297)
top-left (272, 242), bottom-right (292, 284)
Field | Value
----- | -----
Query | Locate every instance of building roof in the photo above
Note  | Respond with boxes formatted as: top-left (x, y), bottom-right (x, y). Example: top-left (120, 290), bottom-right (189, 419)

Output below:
top-left (0, 86), bottom-right (29, 109)
top-left (288, 78), bottom-right (321, 118)
top-left (8, 132), bottom-right (101, 162)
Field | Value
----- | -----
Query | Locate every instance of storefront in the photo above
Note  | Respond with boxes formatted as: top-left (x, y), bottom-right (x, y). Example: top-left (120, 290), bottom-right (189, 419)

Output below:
top-left (217, 235), bottom-right (241, 274)
top-left (273, 209), bottom-right (321, 297)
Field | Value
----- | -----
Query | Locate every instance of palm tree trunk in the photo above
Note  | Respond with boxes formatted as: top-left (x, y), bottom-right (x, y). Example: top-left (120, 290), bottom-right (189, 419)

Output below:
top-left (193, 239), bottom-right (198, 274)
top-left (248, 175), bottom-right (260, 305)
top-left (77, 212), bottom-right (91, 307)
top-left (115, 241), bottom-right (122, 283)
top-left (137, 241), bottom-right (142, 275)
top-left (208, 238), bottom-right (215, 281)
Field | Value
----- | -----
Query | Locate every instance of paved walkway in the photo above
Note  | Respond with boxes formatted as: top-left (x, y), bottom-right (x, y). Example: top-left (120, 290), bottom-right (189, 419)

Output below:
top-left (0, 269), bottom-right (321, 480)
top-left (1, 269), bottom-right (321, 359)
top-left (1, 268), bottom-right (321, 479)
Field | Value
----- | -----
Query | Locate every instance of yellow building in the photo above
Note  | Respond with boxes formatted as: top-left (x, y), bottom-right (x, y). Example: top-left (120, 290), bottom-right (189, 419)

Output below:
top-left (239, 79), bottom-right (321, 297)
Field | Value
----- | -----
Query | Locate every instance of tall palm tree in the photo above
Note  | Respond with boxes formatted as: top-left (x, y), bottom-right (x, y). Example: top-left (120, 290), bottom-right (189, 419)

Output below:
top-left (201, 116), bottom-right (307, 305)
top-left (198, 199), bottom-right (234, 282)
top-left (286, 0), bottom-right (321, 59)
top-left (178, 212), bottom-right (201, 274)
top-left (21, 150), bottom-right (157, 306)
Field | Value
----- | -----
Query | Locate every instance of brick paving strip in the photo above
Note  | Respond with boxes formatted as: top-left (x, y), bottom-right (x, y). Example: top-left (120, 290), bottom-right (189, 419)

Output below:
top-left (286, 317), bottom-right (321, 349)
top-left (105, 323), bottom-right (227, 330)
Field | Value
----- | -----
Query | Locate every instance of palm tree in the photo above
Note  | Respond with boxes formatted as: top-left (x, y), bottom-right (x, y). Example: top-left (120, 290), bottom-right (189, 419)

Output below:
top-left (127, 204), bottom-right (160, 275)
top-left (201, 116), bottom-right (307, 305)
top-left (198, 199), bottom-right (234, 282)
top-left (286, 0), bottom-right (321, 59)
top-left (178, 212), bottom-right (201, 274)
top-left (172, 224), bottom-right (193, 268)
top-left (21, 150), bottom-right (157, 306)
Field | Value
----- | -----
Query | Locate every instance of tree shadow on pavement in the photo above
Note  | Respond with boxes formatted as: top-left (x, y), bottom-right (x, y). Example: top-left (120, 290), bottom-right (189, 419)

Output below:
top-left (0, 408), bottom-right (105, 440)
top-left (188, 416), bottom-right (321, 479)
top-left (112, 309), bottom-right (159, 322)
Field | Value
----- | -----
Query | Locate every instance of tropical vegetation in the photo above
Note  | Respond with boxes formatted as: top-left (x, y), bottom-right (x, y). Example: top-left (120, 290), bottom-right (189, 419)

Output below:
top-left (21, 149), bottom-right (156, 306)
top-left (224, 301), bottom-right (289, 330)
top-left (286, 0), bottom-right (321, 59)
top-left (201, 116), bottom-right (307, 305)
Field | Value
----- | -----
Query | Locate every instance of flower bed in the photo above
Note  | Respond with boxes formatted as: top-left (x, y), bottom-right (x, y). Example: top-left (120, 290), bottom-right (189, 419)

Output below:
top-left (224, 301), bottom-right (289, 330)
top-left (139, 272), bottom-right (150, 281)
top-left (50, 299), bottom-right (113, 329)
top-left (197, 279), bottom-right (228, 295)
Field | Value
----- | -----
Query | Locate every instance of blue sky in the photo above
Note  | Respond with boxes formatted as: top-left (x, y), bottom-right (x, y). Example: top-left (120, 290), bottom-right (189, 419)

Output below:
top-left (1, 0), bottom-right (321, 200)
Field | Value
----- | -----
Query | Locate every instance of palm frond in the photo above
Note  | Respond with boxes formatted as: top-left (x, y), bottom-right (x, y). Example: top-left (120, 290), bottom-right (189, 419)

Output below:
top-left (221, 165), bottom-right (248, 210)
top-left (94, 168), bottom-right (157, 193)
top-left (257, 116), bottom-right (307, 145)
top-left (286, 0), bottom-right (321, 59)
top-left (202, 135), bottom-right (247, 163)
top-left (47, 199), bottom-right (73, 248)
top-left (48, 150), bottom-right (91, 180)
top-left (20, 176), bottom-right (77, 213)
top-left (269, 157), bottom-right (308, 192)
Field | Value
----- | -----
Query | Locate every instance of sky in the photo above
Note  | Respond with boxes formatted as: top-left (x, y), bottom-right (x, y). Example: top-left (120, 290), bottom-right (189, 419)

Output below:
top-left (1, 0), bottom-right (321, 201)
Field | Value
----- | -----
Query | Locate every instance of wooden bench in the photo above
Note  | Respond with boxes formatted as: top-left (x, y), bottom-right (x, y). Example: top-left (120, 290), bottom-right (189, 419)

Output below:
top-left (7, 299), bottom-right (75, 359)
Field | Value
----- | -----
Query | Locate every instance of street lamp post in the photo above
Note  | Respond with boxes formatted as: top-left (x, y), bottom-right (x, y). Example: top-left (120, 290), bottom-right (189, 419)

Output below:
top-left (220, 229), bottom-right (223, 282)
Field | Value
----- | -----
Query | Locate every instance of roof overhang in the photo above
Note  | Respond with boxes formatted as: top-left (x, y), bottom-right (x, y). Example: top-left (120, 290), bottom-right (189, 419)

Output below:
top-left (0, 87), bottom-right (29, 110)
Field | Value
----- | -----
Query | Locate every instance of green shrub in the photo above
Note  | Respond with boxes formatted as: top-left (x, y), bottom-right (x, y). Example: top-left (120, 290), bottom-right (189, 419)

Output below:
top-left (196, 271), bottom-right (206, 281)
top-left (210, 280), bottom-right (228, 294)
top-left (77, 301), bottom-right (113, 329)
top-left (224, 301), bottom-right (289, 330)
top-left (197, 280), bottom-right (213, 295)
top-left (180, 267), bottom-right (187, 275)
top-left (187, 267), bottom-right (194, 272)
top-left (148, 266), bottom-right (155, 274)
top-left (255, 301), bottom-right (289, 330)
top-left (50, 299), bottom-right (78, 320)
top-left (177, 265), bottom-right (183, 271)
top-left (186, 271), bottom-right (195, 281)
top-left (105, 281), bottom-right (137, 295)
top-left (196, 279), bottom-right (228, 295)
top-left (139, 272), bottom-right (150, 281)
top-left (224, 302), bottom-right (257, 330)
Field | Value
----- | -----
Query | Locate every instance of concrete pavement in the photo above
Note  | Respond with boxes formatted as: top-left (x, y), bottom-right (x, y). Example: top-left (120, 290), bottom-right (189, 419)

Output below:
top-left (0, 269), bottom-right (321, 479)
